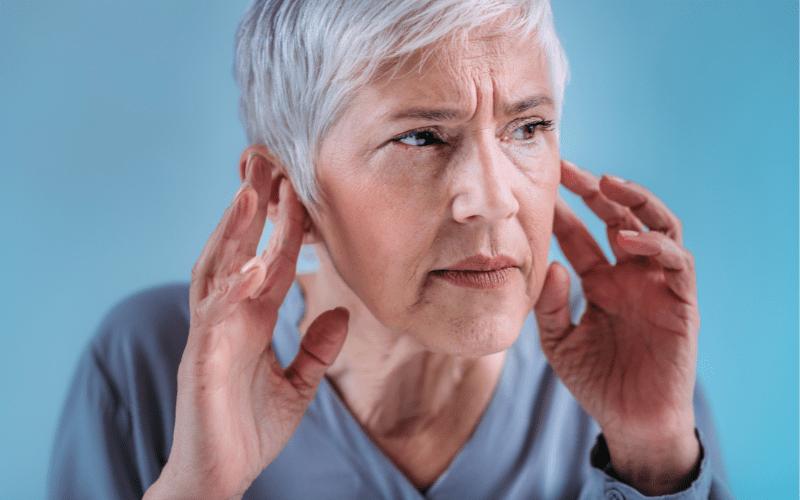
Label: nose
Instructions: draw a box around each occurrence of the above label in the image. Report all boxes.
[450,132,519,223]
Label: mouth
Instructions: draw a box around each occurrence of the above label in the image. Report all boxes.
[430,255,518,290]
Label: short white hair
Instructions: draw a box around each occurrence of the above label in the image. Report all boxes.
[234,0,569,206]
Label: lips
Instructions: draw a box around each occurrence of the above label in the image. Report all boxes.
[440,255,518,272]
[431,255,518,289]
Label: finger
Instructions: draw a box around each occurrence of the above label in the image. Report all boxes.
[553,196,610,277]
[560,160,640,228]
[193,257,267,328]
[534,262,575,355]
[238,152,274,257]
[215,187,259,276]
[600,174,683,245]
[284,307,349,400]
[251,178,305,304]
[560,159,644,260]
[190,187,258,307]
[650,296,700,338]
[617,230,697,302]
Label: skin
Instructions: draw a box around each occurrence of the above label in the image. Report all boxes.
[296,36,559,486]
[145,33,701,500]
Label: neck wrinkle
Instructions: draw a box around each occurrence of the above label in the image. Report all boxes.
[296,252,506,442]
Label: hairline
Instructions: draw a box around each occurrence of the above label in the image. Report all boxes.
[235,0,569,209]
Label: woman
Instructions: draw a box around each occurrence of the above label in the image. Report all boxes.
[49,0,733,498]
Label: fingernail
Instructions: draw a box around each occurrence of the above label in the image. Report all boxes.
[239,256,260,274]
[334,306,350,320]
[618,229,638,238]
[603,174,626,184]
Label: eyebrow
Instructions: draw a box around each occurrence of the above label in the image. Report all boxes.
[388,107,465,122]
[504,95,554,116]
[387,94,554,123]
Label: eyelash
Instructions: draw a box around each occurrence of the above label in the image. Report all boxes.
[393,128,446,147]
[391,119,554,147]
[509,119,554,141]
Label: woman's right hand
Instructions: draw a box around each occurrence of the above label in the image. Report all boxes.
[144,150,349,500]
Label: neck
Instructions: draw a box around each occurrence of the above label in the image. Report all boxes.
[296,248,506,488]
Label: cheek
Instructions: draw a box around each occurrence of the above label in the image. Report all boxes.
[334,150,449,244]
[372,146,452,193]
[316,169,441,303]
[514,148,560,292]
[519,190,555,283]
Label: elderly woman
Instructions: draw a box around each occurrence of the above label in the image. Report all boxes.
[49,0,733,499]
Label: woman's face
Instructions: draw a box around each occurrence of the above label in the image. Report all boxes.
[310,35,560,357]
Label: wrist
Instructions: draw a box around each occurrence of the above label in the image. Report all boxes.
[144,482,244,500]
[143,476,178,500]
[603,426,701,496]
[143,464,245,500]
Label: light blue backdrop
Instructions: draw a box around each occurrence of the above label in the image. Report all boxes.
[1,1,796,498]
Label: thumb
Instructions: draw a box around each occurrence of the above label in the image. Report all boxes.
[284,307,349,400]
[534,262,574,355]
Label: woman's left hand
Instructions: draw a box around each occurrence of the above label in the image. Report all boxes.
[534,160,701,495]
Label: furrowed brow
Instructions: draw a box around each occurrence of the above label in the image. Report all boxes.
[385,95,553,123]
[504,95,553,116]
[388,107,465,122]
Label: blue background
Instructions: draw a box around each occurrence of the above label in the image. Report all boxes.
[1,1,796,498]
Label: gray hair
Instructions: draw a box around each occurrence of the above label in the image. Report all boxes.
[234,0,569,206]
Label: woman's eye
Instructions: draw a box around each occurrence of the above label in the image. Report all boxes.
[394,130,444,147]
[510,120,553,141]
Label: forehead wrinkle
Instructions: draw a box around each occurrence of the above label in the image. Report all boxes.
[362,34,550,129]
[433,55,500,123]
[373,60,479,125]
[492,40,553,118]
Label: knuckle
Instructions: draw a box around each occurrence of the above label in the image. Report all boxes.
[605,215,628,229]
[628,194,648,211]
[669,215,683,234]
[635,183,656,201]
[672,301,694,321]
[193,297,211,324]
[264,250,297,280]
[190,264,203,284]
[673,303,699,334]
[285,366,314,395]
[581,189,602,204]
[683,248,696,268]
[195,283,228,322]
[683,246,694,261]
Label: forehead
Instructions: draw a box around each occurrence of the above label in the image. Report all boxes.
[364,33,552,118]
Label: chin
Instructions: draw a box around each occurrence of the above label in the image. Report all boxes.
[421,312,526,358]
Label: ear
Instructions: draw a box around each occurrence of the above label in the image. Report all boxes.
[238,145,321,245]
[300,208,323,245]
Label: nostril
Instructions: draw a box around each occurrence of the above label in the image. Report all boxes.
[451,192,474,223]
[450,182,518,223]
[449,138,519,223]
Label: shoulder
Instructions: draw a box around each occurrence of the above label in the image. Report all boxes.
[49,283,193,497]
[72,283,192,425]
[94,282,191,349]
[89,283,192,384]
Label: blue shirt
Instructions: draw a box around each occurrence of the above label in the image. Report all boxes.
[48,282,735,499]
